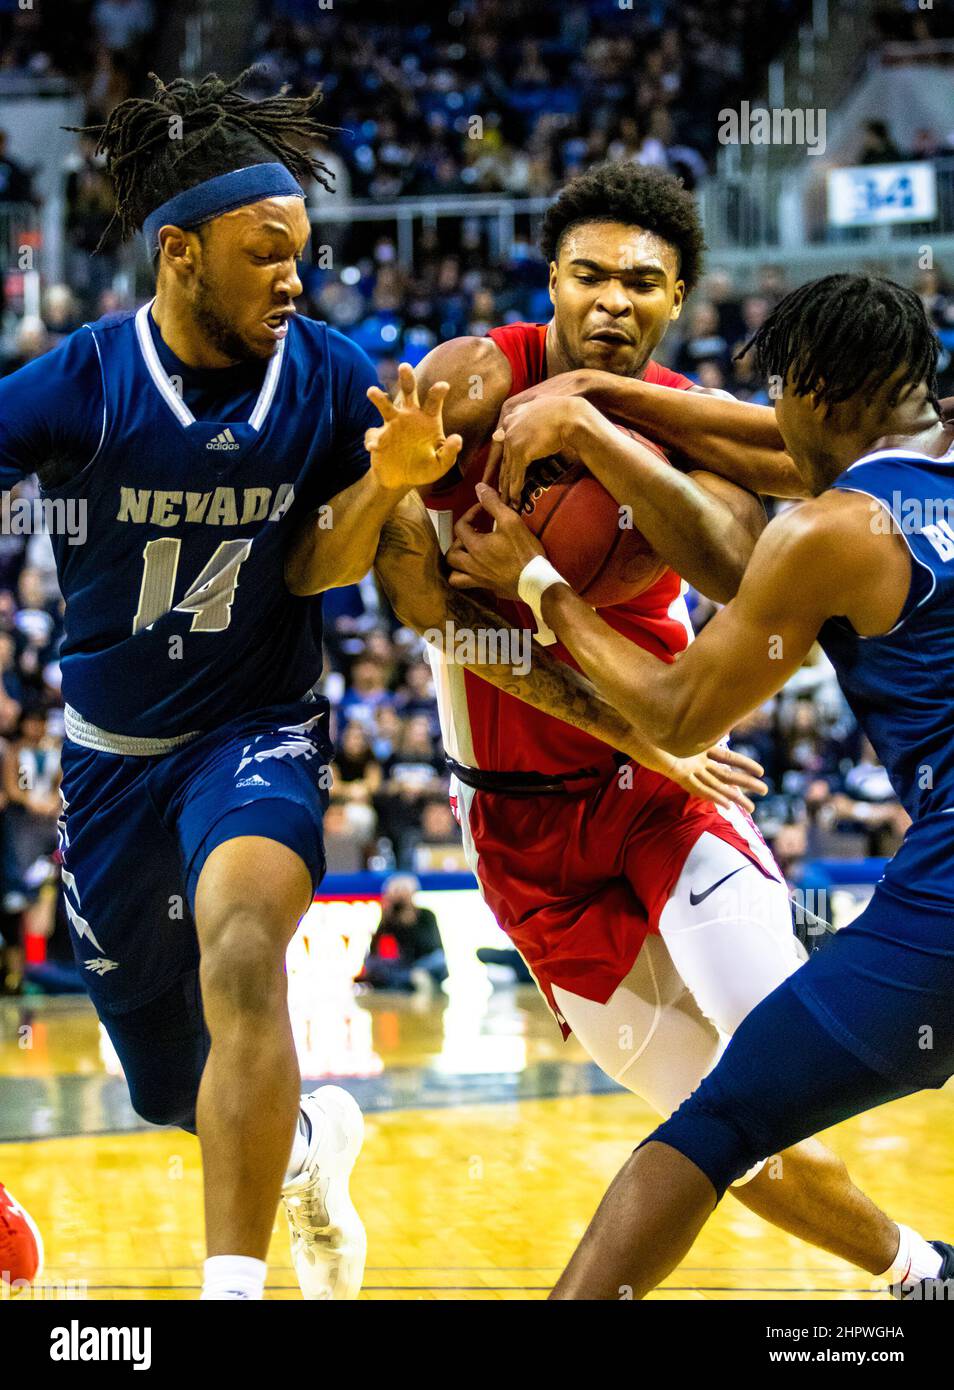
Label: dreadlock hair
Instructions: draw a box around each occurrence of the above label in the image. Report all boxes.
[742,272,940,412]
[68,69,337,248]
[540,162,706,293]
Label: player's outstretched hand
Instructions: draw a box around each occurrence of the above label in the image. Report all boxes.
[366,362,463,491]
[446,482,545,599]
[664,744,768,814]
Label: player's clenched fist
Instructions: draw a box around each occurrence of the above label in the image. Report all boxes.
[366,362,463,490]
[447,483,545,599]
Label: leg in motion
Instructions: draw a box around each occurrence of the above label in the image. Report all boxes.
[193,834,312,1281]
[551,976,921,1298]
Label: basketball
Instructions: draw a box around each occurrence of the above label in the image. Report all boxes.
[517,421,668,607]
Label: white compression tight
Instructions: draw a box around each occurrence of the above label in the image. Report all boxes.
[552,831,805,1182]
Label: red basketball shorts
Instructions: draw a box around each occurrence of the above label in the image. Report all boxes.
[452,762,780,1037]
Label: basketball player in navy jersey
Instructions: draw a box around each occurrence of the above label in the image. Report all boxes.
[0,73,414,1302]
[449,272,954,1299]
[0,74,762,1301]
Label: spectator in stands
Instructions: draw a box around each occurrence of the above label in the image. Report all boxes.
[701,269,745,343]
[339,656,395,735]
[41,285,83,343]
[64,137,124,307]
[375,716,448,866]
[915,267,954,331]
[755,264,788,304]
[857,118,902,165]
[2,317,50,375]
[362,628,400,685]
[0,129,35,204]
[330,722,382,844]
[14,568,59,695]
[321,801,367,874]
[393,660,439,734]
[414,799,467,872]
[358,873,447,993]
[1,705,60,914]
[827,737,911,858]
[371,705,403,764]
[92,0,154,58]
[673,301,730,378]
[0,632,23,737]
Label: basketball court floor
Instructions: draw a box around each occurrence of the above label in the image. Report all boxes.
[2,981,951,1300]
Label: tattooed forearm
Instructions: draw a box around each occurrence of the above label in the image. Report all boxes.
[377,510,432,560]
[374,490,674,767]
[441,588,636,753]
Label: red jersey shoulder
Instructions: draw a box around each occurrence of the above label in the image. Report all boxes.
[485,322,547,395]
[642,360,694,391]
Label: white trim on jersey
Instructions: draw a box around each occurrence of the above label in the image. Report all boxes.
[425,504,478,767]
[845,442,954,470]
[135,302,192,426]
[836,442,954,636]
[249,344,284,431]
[85,327,108,467]
[668,578,695,649]
[134,299,286,432]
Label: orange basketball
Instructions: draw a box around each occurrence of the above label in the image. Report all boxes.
[517,421,668,607]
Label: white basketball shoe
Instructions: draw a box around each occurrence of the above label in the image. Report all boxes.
[281,1086,366,1300]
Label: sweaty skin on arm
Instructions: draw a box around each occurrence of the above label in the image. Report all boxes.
[448,486,911,758]
[422,338,768,604]
[496,369,809,498]
[410,335,513,475]
[491,394,767,604]
[539,489,911,755]
[285,468,409,593]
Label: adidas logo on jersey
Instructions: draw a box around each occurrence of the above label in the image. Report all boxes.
[237,774,271,788]
[207,428,240,452]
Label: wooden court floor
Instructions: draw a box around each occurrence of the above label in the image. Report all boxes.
[1,987,951,1300]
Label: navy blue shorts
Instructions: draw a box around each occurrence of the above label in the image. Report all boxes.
[647,885,954,1196]
[59,696,332,1018]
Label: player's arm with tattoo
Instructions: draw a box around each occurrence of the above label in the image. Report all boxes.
[374,491,766,811]
[490,395,766,604]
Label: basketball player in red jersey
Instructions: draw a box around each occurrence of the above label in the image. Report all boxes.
[367,162,933,1290]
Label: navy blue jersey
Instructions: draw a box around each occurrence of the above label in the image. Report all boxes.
[0,304,378,738]
[820,443,954,905]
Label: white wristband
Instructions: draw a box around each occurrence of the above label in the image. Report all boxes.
[517,555,569,646]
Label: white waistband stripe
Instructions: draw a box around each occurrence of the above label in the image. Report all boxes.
[64,705,201,756]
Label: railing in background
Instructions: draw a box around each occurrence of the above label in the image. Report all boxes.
[721,0,876,175]
[306,165,954,281]
[700,156,954,244]
[42,154,954,313]
[308,193,554,272]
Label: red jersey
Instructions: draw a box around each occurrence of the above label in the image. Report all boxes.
[421,322,695,776]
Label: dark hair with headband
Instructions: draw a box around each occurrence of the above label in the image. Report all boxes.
[68,68,337,250]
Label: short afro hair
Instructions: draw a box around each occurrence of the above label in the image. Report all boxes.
[541,162,706,294]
